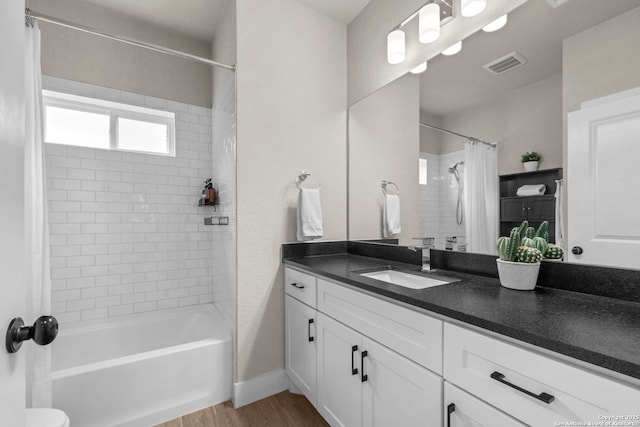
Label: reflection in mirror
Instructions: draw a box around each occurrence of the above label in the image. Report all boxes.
[348,0,640,265]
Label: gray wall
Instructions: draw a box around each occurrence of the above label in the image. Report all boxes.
[28,0,213,107]
[440,74,563,175]
[236,0,347,383]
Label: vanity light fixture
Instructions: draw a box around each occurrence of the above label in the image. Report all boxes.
[387,29,406,64]
[482,14,508,32]
[419,3,441,43]
[386,0,453,65]
[461,0,487,17]
[442,41,462,56]
[410,61,428,74]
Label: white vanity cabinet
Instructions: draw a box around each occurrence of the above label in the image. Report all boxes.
[444,323,640,426]
[444,382,526,427]
[284,268,318,406]
[284,266,443,427]
[317,312,442,427]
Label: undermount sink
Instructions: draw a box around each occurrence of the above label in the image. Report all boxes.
[358,269,457,290]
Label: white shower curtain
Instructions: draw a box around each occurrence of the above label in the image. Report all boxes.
[25,22,53,408]
[463,142,498,254]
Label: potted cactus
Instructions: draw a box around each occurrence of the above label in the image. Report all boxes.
[496,221,563,290]
[521,151,542,172]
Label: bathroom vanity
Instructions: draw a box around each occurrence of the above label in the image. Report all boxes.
[283,243,640,427]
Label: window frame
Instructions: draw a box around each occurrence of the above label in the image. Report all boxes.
[43,90,176,157]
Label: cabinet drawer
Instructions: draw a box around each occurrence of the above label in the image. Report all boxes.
[317,278,442,374]
[444,323,640,426]
[445,382,526,427]
[284,267,317,308]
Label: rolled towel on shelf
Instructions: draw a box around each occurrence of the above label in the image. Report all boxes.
[297,188,323,241]
[516,184,546,197]
[383,194,401,237]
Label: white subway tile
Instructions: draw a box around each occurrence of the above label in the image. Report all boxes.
[81,308,108,321]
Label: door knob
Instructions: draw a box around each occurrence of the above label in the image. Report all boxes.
[5,315,58,354]
[571,246,584,255]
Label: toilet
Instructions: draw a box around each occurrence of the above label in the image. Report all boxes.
[26,408,70,427]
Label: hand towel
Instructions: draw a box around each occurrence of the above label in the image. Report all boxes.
[516,184,546,197]
[383,194,401,237]
[297,188,323,241]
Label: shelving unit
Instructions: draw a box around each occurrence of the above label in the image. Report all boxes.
[499,168,562,243]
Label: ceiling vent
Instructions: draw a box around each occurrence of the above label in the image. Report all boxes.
[546,0,573,7]
[483,52,527,75]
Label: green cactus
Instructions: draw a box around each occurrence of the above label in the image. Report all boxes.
[516,246,543,263]
[532,236,548,255]
[521,237,536,248]
[497,236,510,260]
[516,221,529,239]
[505,228,520,262]
[544,244,564,260]
[524,227,535,240]
[536,221,550,242]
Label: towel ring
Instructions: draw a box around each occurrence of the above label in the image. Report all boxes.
[296,171,321,190]
[381,180,400,195]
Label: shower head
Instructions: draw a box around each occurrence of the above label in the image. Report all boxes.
[448,161,465,173]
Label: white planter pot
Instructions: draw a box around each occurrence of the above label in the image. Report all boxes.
[523,161,539,172]
[496,259,541,291]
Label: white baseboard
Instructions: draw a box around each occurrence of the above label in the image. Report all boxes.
[232,369,288,408]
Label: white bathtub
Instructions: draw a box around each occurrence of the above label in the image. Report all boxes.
[52,304,232,427]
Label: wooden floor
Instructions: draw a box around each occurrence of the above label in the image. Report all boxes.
[154,391,329,427]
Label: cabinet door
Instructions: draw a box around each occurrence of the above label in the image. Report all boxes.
[444,382,525,427]
[362,337,442,427]
[285,295,317,406]
[500,198,525,221]
[317,313,362,427]
[526,196,555,221]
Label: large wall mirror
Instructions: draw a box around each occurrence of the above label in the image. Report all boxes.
[348,0,640,268]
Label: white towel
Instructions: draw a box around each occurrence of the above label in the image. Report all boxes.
[516,184,546,197]
[383,194,401,237]
[297,188,323,241]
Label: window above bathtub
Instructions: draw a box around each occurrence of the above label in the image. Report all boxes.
[43,90,176,156]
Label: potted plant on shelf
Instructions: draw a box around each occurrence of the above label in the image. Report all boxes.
[496,221,563,290]
[521,151,542,172]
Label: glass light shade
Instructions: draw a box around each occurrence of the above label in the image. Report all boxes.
[387,30,406,64]
[410,62,428,74]
[442,41,462,56]
[482,14,508,32]
[461,0,487,17]
[419,3,440,44]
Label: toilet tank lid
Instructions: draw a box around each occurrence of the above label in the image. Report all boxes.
[26,408,70,427]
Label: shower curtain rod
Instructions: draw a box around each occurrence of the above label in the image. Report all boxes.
[420,123,496,148]
[25,9,236,72]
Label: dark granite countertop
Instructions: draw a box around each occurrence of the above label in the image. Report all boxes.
[284,253,640,383]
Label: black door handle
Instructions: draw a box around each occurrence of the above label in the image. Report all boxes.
[490,371,554,404]
[361,350,368,382]
[6,315,58,353]
[351,345,358,375]
[307,318,314,342]
[571,246,583,255]
[447,403,455,427]
[290,282,305,289]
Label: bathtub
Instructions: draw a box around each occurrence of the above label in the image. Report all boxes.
[52,304,232,427]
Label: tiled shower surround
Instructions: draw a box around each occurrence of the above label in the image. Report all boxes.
[43,76,219,324]
[419,150,466,250]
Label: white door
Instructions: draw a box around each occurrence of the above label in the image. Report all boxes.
[317,313,361,427]
[361,337,441,427]
[284,295,317,406]
[568,89,640,268]
[444,382,526,427]
[0,0,27,425]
